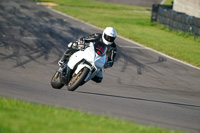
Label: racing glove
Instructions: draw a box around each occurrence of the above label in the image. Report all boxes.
[68,42,78,49]
[68,41,85,50]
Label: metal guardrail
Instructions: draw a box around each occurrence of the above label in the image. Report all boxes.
[151,4,200,37]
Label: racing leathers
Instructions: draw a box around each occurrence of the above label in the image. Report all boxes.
[59,33,117,83]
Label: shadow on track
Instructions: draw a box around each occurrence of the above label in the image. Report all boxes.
[0,0,89,68]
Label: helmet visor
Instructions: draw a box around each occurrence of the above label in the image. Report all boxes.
[104,34,116,42]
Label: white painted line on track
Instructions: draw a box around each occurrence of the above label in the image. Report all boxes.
[44,6,200,71]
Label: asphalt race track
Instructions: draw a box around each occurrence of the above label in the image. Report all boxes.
[0,0,200,132]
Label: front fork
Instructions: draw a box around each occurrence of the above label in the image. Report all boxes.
[59,63,73,85]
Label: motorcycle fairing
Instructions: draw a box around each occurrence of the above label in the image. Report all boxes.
[67,42,106,72]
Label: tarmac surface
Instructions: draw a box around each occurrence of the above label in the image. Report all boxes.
[0,0,200,132]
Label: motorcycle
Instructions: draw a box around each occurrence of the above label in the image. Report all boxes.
[51,41,107,91]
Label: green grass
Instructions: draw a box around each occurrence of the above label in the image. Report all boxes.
[163,0,173,5]
[33,0,200,67]
[0,97,182,133]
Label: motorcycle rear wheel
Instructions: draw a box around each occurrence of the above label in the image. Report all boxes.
[67,67,90,91]
[51,71,64,89]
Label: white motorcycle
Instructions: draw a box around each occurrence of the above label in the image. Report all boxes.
[51,41,107,91]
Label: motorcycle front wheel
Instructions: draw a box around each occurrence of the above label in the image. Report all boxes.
[51,71,64,89]
[67,67,90,91]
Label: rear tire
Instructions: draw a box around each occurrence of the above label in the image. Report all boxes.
[67,67,90,91]
[51,71,64,89]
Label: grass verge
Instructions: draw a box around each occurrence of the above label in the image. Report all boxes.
[163,0,173,5]
[0,97,181,133]
[34,0,200,67]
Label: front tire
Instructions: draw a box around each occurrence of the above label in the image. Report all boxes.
[51,71,64,89]
[67,67,90,91]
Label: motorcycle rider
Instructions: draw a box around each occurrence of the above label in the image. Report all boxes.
[58,27,117,83]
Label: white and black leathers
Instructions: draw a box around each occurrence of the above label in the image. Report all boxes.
[79,33,117,68]
[59,33,117,83]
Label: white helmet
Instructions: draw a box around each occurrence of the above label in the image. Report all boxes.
[102,27,117,45]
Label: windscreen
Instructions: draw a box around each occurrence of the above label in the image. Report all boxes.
[94,41,107,56]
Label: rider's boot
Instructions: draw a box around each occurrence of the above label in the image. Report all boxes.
[91,69,103,83]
